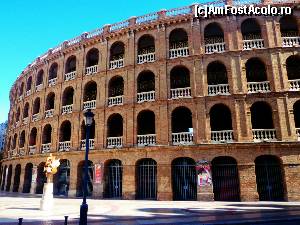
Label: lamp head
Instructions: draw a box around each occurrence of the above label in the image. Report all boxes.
[84,109,95,126]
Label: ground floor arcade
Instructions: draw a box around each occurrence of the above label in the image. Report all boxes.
[1,143,300,201]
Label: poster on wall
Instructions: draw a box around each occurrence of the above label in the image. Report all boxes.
[31,166,37,183]
[196,160,212,187]
[94,164,102,184]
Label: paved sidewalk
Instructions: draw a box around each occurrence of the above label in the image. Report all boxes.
[1,192,300,224]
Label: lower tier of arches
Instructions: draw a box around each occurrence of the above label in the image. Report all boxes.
[1,144,300,201]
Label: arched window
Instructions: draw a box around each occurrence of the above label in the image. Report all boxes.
[36,70,44,87]
[62,87,74,114]
[204,22,225,53]
[29,127,37,146]
[110,42,125,69]
[42,124,52,144]
[207,61,229,95]
[286,55,300,84]
[59,121,71,152]
[137,71,155,102]
[86,48,99,68]
[12,133,17,150]
[170,66,191,99]
[45,92,55,111]
[107,114,123,148]
[23,103,29,119]
[19,82,24,97]
[83,81,97,110]
[19,131,25,148]
[169,28,189,58]
[279,15,299,38]
[137,110,156,146]
[65,56,76,73]
[26,77,32,92]
[49,63,58,82]
[137,35,155,64]
[241,18,264,49]
[33,98,40,115]
[108,76,124,106]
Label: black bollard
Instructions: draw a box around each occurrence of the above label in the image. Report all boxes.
[64,216,68,225]
[18,218,23,225]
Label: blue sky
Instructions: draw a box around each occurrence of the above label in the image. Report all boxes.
[0,0,202,123]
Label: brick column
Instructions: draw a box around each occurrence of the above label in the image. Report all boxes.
[194,59,205,97]
[9,165,15,192]
[239,164,259,201]
[268,53,283,92]
[122,164,135,199]
[30,165,37,194]
[283,163,300,201]
[18,165,24,193]
[196,99,209,143]
[157,163,172,200]
[68,160,78,197]
[234,98,251,141]
[157,105,169,145]
[233,55,246,94]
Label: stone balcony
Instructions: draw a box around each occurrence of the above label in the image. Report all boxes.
[170,87,191,99]
[107,137,123,148]
[211,130,234,143]
[85,65,98,75]
[252,129,277,142]
[247,81,270,93]
[59,141,71,152]
[137,134,156,147]
[137,91,155,103]
[108,96,123,107]
[172,132,193,145]
[243,39,264,50]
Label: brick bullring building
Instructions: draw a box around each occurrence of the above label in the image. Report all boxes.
[1,0,300,201]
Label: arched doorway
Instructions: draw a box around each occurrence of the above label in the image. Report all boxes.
[1,165,7,190]
[36,162,46,194]
[172,157,197,201]
[54,160,70,196]
[136,158,157,200]
[76,160,93,197]
[5,165,12,191]
[255,155,285,201]
[23,163,33,193]
[104,159,123,198]
[13,164,21,192]
[212,157,240,201]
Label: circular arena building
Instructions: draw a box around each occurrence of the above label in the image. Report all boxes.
[1,0,300,201]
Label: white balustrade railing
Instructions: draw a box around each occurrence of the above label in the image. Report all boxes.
[296,128,300,140]
[136,12,158,24]
[211,130,234,143]
[243,39,264,50]
[35,84,43,92]
[32,113,40,122]
[137,52,155,64]
[26,90,31,96]
[110,20,129,32]
[108,96,123,106]
[109,58,124,69]
[19,148,25,156]
[208,84,230,96]
[85,65,98,75]
[172,132,193,145]
[166,5,191,17]
[137,134,156,146]
[137,91,155,103]
[170,87,191,99]
[205,42,226,54]
[289,79,300,91]
[29,146,36,155]
[23,117,28,125]
[107,137,123,148]
[282,36,300,47]
[67,36,82,46]
[12,149,17,157]
[247,81,270,93]
[42,143,51,153]
[81,139,95,150]
[15,121,20,127]
[169,47,189,59]
[83,100,96,110]
[64,71,76,81]
[45,109,54,118]
[59,141,71,152]
[86,28,104,39]
[18,95,23,101]
[48,78,57,87]
[62,104,73,114]
[252,129,277,142]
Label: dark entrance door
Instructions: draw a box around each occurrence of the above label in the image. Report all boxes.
[13,164,21,192]
[104,159,122,198]
[172,157,197,201]
[212,156,240,201]
[54,160,70,196]
[255,155,285,201]
[36,162,46,194]
[23,163,33,193]
[76,161,93,197]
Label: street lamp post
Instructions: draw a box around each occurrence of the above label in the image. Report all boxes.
[79,109,94,225]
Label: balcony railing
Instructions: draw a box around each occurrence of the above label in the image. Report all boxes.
[137,91,155,103]
[296,128,300,141]
[35,84,43,92]
[289,79,300,91]
[29,146,36,155]
[32,113,40,122]
[252,129,276,142]
[48,78,57,87]
[247,81,270,93]
[85,65,98,75]
[243,39,264,50]
[170,87,191,99]
[59,141,71,152]
[45,109,54,118]
[19,148,25,156]
[15,121,20,127]
[81,139,95,150]
[83,100,96,110]
[137,134,156,147]
[109,58,124,70]
[107,137,123,148]
[65,71,77,81]
[208,84,230,96]
[23,117,28,125]
[108,96,123,106]
[26,90,31,96]
[42,143,51,153]
[172,132,193,145]
[169,47,189,59]
[137,52,155,64]
[211,130,234,143]
[205,42,225,54]
[282,36,300,47]
[62,104,73,114]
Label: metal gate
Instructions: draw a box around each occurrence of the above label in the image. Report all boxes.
[22,163,33,193]
[13,165,21,192]
[77,161,93,197]
[105,159,122,198]
[136,159,157,200]
[212,157,240,201]
[36,163,46,194]
[172,158,197,201]
[255,155,285,201]
[54,160,70,196]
